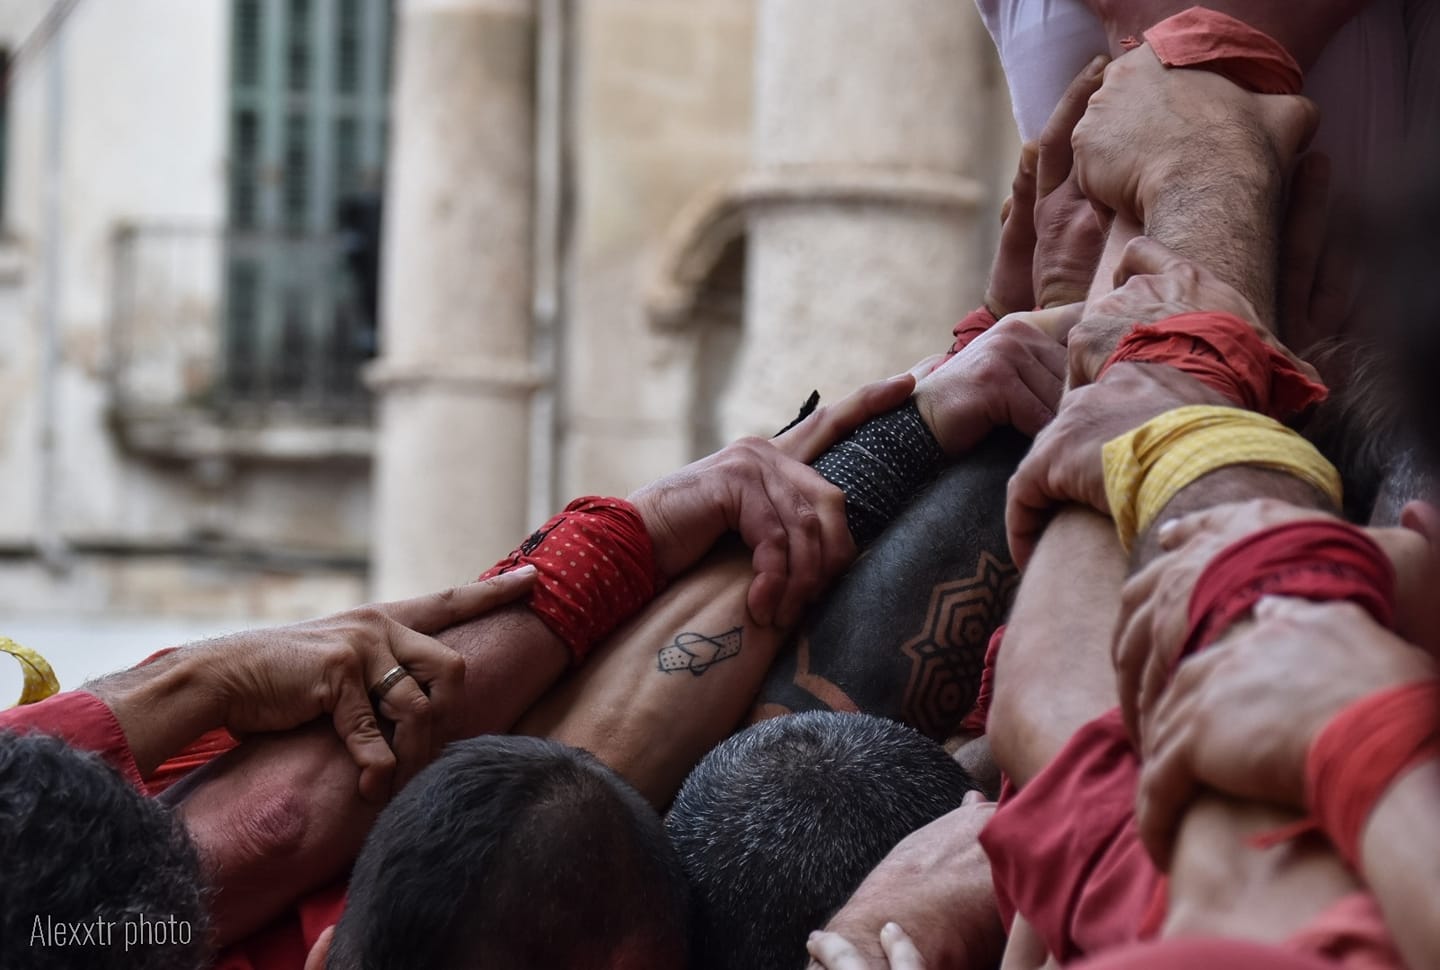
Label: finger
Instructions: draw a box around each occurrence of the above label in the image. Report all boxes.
[1155,509,1216,552]
[806,932,869,970]
[1011,143,1040,217]
[732,470,791,628]
[1031,329,1071,386]
[909,354,949,381]
[775,374,916,462]
[1038,55,1109,197]
[809,479,858,585]
[881,923,929,970]
[1112,235,1190,287]
[762,462,829,628]
[1004,356,1065,438]
[1005,459,1055,571]
[1136,584,1196,740]
[1252,594,1320,624]
[327,673,396,802]
[963,788,987,807]
[377,567,537,634]
[387,624,468,738]
[1007,303,1086,344]
[1136,663,1211,864]
[1114,577,1158,743]
[1136,738,1196,869]
[1257,94,1321,163]
[1141,653,1210,760]
[747,571,787,629]
[368,640,433,793]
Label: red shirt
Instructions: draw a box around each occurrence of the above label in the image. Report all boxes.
[980,707,1162,963]
[0,690,146,790]
[1,689,344,970]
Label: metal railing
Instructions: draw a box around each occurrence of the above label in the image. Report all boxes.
[110,224,376,424]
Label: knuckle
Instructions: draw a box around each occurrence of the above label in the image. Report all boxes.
[441,651,465,679]
[350,606,387,629]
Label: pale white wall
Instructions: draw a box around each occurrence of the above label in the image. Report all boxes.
[0,0,368,622]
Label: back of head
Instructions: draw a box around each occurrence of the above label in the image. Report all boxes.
[666,711,976,970]
[759,432,1026,738]
[329,735,688,970]
[0,731,209,970]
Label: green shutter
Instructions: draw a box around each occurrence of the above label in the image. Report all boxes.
[222,0,391,417]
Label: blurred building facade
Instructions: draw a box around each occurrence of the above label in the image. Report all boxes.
[0,0,1015,635]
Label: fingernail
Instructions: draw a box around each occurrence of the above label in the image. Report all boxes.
[882,923,900,937]
[512,564,537,577]
[1088,54,1108,73]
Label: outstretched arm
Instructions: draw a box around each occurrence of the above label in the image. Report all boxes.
[523,314,1071,806]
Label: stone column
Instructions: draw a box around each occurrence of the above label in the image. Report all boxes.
[723,0,993,439]
[370,0,538,598]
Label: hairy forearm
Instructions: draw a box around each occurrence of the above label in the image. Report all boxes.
[85,648,226,778]
[1358,759,1440,970]
[990,509,1125,787]
[438,604,569,736]
[517,547,786,807]
[1146,156,1285,328]
[170,606,567,941]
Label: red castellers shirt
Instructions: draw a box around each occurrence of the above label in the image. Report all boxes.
[1,690,343,969]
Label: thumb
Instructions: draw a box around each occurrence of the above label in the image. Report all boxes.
[1113,235,1182,287]
[1009,303,1085,343]
[1257,94,1320,165]
[330,674,397,801]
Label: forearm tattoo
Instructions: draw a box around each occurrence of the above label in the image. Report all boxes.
[755,430,1026,740]
[656,627,743,677]
[810,400,946,547]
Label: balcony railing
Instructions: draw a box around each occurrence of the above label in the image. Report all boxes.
[110,223,376,428]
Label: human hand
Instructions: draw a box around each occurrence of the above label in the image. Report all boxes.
[984,143,1040,318]
[1032,56,1108,309]
[1066,236,1278,387]
[198,570,536,800]
[631,376,916,629]
[1137,597,1437,866]
[808,793,1003,970]
[807,924,929,970]
[1114,499,1337,744]
[1005,363,1228,569]
[772,373,918,464]
[1071,45,1318,225]
[913,309,1076,457]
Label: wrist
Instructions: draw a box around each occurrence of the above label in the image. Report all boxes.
[88,648,226,777]
[811,400,945,547]
[1139,149,1276,225]
[1305,678,1440,868]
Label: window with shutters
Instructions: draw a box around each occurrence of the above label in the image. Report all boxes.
[222,0,391,418]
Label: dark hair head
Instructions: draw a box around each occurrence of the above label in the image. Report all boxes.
[666,711,976,970]
[329,735,689,970]
[0,731,209,970]
[1302,339,1421,524]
